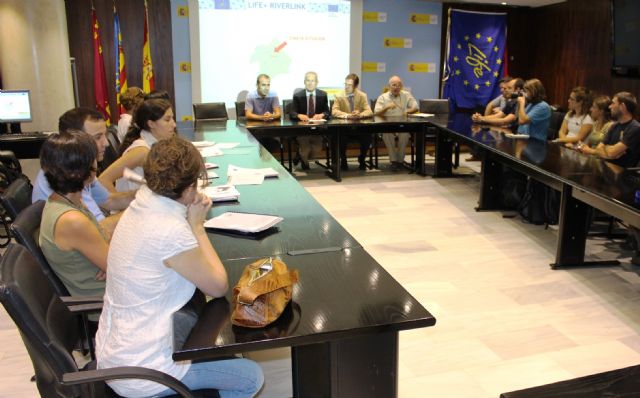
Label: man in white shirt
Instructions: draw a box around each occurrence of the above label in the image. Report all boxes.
[375,75,418,171]
[32,108,134,234]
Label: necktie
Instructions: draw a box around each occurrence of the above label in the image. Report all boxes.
[308,94,314,117]
[348,95,354,112]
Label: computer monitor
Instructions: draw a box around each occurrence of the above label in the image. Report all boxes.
[0,90,32,123]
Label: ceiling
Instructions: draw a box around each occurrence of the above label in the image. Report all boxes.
[452,0,566,7]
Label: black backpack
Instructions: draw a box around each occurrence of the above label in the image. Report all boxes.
[518,178,560,226]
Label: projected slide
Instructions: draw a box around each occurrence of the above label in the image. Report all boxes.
[199,0,351,105]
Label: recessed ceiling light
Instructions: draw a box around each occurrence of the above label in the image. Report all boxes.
[501,2,507,4]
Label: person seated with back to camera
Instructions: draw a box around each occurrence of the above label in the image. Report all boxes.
[99,98,177,193]
[117,86,145,142]
[95,136,264,398]
[515,78,552,140]
[289,71,331,170]
[332,73,373,171]
[245,73,282,153]
[555,86,594,144]
[374,75,419,171]
[39,130,109,302]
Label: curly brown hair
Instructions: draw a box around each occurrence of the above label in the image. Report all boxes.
[143,137,205,200]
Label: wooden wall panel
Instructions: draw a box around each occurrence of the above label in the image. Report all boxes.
[64,0,174,121]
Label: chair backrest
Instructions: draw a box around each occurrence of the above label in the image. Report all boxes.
[547,110,566,140]
[100,125,121,172]
[10,200,70,297]
[193,102,228,121]
[0,150,24,191]
[283,99,293,116]
[235,101,246,118]
[419,99,450,114]
[0,243,85,397]
[0,176,33,220]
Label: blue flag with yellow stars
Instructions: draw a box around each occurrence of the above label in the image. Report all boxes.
[442,9,507,110]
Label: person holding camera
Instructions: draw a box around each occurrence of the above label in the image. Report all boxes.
[516,78,552,141]
[555,86,593,144]
[472,78,524,128]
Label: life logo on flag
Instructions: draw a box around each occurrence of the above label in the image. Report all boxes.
[442,10,506,109]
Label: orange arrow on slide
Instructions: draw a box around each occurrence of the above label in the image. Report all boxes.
[274,41,287,52]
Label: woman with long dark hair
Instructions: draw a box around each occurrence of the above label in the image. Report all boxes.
[99,98,176,192]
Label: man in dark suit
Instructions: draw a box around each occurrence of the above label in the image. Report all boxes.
[290,71,330,169]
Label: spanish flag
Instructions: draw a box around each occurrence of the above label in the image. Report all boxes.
[142,0,155,93]
[114,4,127,115]
[92,8,111,124]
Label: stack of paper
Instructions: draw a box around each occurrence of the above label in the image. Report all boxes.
[204,212,283,233]
[201,184,240,202]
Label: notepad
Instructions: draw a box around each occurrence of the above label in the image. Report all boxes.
[306,119,327,124]
[201,185,240,202]
[199,146,224,157]
[408,112,435,118]
[204,162,219,169]
[204,212,283,233]
[213,142,240,149]
[192,141,215,148]
[227,164,279,178]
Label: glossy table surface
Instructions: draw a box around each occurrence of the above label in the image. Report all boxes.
[430,113,640,216]
[239,115,430,131]
[177,121,359,260]
[173,247,436,360]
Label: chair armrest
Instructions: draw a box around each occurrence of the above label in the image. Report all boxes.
[61,295,103,305]
[67,302,103,314]
[62,367,197,398]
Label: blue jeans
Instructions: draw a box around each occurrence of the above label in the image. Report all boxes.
[155,358,264,398]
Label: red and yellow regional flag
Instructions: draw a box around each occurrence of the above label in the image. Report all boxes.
[142,0,155,93]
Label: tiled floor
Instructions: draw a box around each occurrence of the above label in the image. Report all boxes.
[4,157,640,397]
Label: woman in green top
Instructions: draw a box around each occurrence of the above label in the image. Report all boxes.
[586,95,614,148]
[39,130,109,297]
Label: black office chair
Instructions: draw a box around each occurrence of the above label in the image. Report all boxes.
[0,175,32,247]
[100,125,121,173]
[10,200,71,296]
[193,102,228,121]
[234,101,246,119]
[0,243,220,398]
[547,110,566,141]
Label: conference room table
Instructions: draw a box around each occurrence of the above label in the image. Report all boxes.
[239,116,431,182]
[427,112,640,268]
[175,120,436,397]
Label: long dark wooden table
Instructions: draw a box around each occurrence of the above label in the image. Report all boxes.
[427,113,640,268]
[241,116,430,182]
[174,120,436,397]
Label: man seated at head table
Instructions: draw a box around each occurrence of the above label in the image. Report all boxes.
[332,73,373,171]
[289,71,331,170]
[472,78,525,128]
[32,107,134,235]
[578,91,640,168]
[374,75,419,171]
[245,73,282,153]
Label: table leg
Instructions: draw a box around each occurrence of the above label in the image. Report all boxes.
[327,132,341,182]
[291,331,398,398]
[434,129,453,177]
[416,125,426,176]
[552,184,620,268]
[477,152,504,211]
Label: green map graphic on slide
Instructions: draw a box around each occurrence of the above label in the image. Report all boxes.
[250,40,291,78]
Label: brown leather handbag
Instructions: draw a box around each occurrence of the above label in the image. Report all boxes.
[231,257,299,328]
